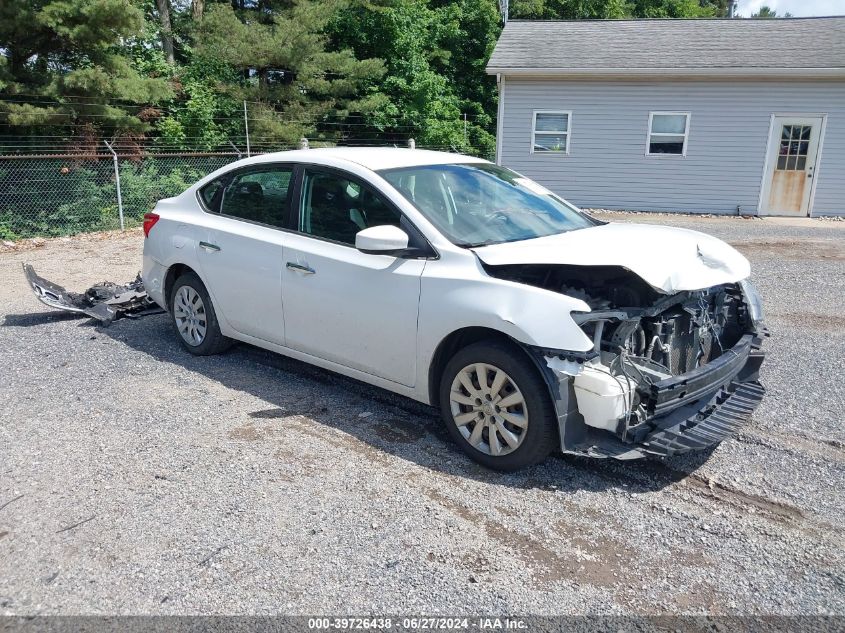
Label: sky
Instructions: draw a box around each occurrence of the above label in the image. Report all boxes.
[738,0,845,16]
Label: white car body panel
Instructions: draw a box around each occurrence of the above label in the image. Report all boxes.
[472,223,751,294]
[195,213,287,345]
[415,252,593,397]
[281,231,425,387]
[142,147,755,412]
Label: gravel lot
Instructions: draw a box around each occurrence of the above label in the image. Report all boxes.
[0,214,843,616]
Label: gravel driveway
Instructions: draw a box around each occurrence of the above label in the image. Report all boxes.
[0,214,843,616]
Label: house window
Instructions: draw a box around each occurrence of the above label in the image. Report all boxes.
[532,111,571,154]
[647,112,690,156]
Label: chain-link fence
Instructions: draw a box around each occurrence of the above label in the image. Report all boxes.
[0,153,244,240]
[0,95,496,240]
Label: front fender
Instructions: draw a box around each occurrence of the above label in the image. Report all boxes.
[416,258,593,401]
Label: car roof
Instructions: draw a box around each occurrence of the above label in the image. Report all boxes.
[235,147,490,171]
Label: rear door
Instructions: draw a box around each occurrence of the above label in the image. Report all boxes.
[195,164,295,345]
[280,167,428,387]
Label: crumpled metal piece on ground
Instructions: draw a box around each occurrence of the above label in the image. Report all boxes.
[23,263,164,325]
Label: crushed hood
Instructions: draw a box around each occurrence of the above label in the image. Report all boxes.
[472,222,750,294]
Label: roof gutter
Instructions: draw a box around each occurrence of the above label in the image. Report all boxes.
[484,67,845,79]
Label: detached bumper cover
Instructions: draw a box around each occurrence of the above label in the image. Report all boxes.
[23,263,163,325]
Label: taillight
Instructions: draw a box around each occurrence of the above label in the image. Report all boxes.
[143,212,160,238]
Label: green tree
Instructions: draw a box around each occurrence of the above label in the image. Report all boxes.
[510,0,626,19]
[510,0,716,18]
[0,0,173,147]
[751,5,792,18]
[429,0,501,143]
[153,56,245,151]
[191,0,386,147]
[625,0,714,17]
[328,0,498,156]
[154,0,176,65]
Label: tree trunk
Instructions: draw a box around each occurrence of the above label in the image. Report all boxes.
[156,0,176,64]
[191,0,204,21]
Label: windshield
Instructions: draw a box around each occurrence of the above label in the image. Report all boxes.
[379,163,597,247]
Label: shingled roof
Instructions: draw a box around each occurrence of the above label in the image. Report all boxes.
[486,17,845,77]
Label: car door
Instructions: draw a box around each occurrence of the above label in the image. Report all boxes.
[195,164,295,345]
[281,167,429,387]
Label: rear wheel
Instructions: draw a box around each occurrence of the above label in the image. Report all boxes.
[169,272,232,355]
[439,340,557,471]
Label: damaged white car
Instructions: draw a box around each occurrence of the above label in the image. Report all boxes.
[134,148,766,471]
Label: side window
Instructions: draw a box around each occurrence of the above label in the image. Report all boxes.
[199,178,225,212]
[299,170,402,245]
[218,167,293,228]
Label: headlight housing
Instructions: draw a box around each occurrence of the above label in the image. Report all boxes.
[739,279,765,328]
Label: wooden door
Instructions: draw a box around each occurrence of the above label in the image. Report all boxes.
[760,116,823,216]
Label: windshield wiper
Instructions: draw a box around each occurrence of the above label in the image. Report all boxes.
[456,239,500,248]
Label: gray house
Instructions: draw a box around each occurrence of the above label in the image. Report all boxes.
[486,18,845,216]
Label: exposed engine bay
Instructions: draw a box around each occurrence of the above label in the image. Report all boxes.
[484,263,767,458]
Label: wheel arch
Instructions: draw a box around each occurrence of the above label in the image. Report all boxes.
[427,326,541,408]
[163,263,199,310]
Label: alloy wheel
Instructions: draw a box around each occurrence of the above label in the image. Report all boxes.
[173,285,208,346]
[449,363,529,456]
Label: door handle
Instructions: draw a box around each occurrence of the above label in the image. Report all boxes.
[199,241,221,252]
[286,262,316,275]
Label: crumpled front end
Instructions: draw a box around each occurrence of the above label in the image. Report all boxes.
[537,280,767,459]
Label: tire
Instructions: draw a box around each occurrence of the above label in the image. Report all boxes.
[169,271,232,356]
[438,340,557,472]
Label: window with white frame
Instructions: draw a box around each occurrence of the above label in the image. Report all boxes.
[532,111,571,153]
[647,112,690,156]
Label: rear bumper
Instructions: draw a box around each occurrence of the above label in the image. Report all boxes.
[141,254,167,309]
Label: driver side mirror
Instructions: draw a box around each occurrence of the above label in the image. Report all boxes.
[355,225,410,256]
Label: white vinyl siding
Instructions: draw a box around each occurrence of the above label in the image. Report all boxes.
[532,111,571,154]
[498,79,845,216]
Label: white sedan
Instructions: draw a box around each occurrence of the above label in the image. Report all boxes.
[141,148,766,470]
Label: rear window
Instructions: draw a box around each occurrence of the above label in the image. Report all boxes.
[199,179,224,211]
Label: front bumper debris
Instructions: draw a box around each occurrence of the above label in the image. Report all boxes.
[632,333,766,456]
[23,263,163,325]
[536,330,766,460]
[641,379,765,456]
[641,334,761,417]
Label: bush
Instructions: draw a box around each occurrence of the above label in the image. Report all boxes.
[0,156,236,239]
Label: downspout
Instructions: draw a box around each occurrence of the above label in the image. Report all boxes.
[495,74,505,166]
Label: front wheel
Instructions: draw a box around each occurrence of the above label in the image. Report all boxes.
[439,340,558,471]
